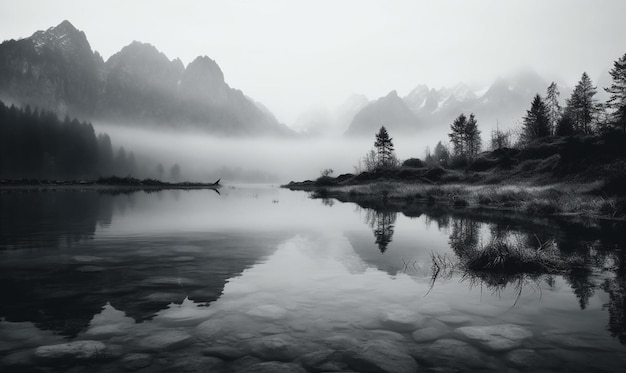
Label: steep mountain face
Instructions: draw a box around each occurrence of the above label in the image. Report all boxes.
[100,41,183,121]
[0,20,103,117]
[345,90,419,136]
[0,21,292,136]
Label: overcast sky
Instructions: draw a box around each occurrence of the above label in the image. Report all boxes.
[1,0,625,125]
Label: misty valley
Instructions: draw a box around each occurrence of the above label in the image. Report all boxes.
[1,187,625,372]
[1,17,626,373]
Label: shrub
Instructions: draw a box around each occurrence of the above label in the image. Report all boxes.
[402,158,424,168]
[314,176,337,186]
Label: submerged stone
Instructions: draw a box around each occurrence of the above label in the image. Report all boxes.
[505,348,557,369]
[412,326,448,343]
[411,338,489,369]
[455,324,533,351]
[360,339,418,373]
[34,340,110,361]
[137,330,193,351]
[203,345,246,360]
[238,361,307,373]
[167,356,224,372]
[122,353,152,371]
[379,307,426,332]
[247,334,304,361]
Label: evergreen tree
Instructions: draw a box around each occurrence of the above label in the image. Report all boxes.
[449,113,467,157]
[465,113,481,157]
[374,126,397,168]
[449,113,481,159]
[555,113,575,136]
[545,82,562,134]
[565,72,599,135]
[604,52,626,132]
[521,94,551,144]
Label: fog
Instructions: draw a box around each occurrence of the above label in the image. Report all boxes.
[95,123,449,183]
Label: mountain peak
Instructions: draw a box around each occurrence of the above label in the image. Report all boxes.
[30,20,90,55]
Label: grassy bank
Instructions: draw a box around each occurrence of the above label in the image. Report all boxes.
[284,133,626,220]
[291,181,625,220]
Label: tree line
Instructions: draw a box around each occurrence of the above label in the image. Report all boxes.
[0,101,135,179]
[357,52,626,171]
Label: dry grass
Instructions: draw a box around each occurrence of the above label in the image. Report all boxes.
[324,181,622,219]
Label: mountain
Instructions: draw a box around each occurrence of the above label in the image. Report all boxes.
[0,20,103,117]
[403,70,549,131]
[0,21,292,136]
[345,90,419,136]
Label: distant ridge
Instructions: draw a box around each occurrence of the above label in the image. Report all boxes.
[0,20,293,136]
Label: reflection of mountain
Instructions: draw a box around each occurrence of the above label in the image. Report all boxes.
[0,191,282,336]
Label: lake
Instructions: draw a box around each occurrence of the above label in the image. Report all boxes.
[0,185,625,372]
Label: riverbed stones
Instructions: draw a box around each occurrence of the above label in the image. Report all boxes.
[411,338,489,369]
[412,326,448,342]
[166,356,224,372]
[137,330,193,351]
[238,361,307,373]
[505,348,555,369]
[300,341,418,373]
[359,339,419,373]
[121,353,152,371]
[379,307,426,332]
[34,340,110,361]
[203,345,246,360]
[247,334,304,361]
[195,318,228,339]
[454,324,533,351]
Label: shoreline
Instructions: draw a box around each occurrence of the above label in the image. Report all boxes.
[282,179,625,223]
[0,177,222,193]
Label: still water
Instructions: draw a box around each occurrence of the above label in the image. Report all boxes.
[0,185,624,372]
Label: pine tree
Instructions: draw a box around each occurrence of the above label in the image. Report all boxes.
[374,126,396,168]
[449,113,467,157]
[465,113,481,157]
[522,94,551,144]
[449,113,481,159]
[565,72,599,135]
[604,53,626,132]
[545,82,562,135]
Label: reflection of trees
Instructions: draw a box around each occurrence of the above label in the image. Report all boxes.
[601,246,626,345]
[448,218,480,257]
[364,209,397,253]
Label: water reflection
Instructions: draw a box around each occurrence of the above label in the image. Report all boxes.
[364,209,397,253]
[1,188,626,372]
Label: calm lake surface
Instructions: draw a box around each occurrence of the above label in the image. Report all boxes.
[0,185,625,372]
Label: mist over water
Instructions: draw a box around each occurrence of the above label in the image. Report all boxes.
[95,123,449,183]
